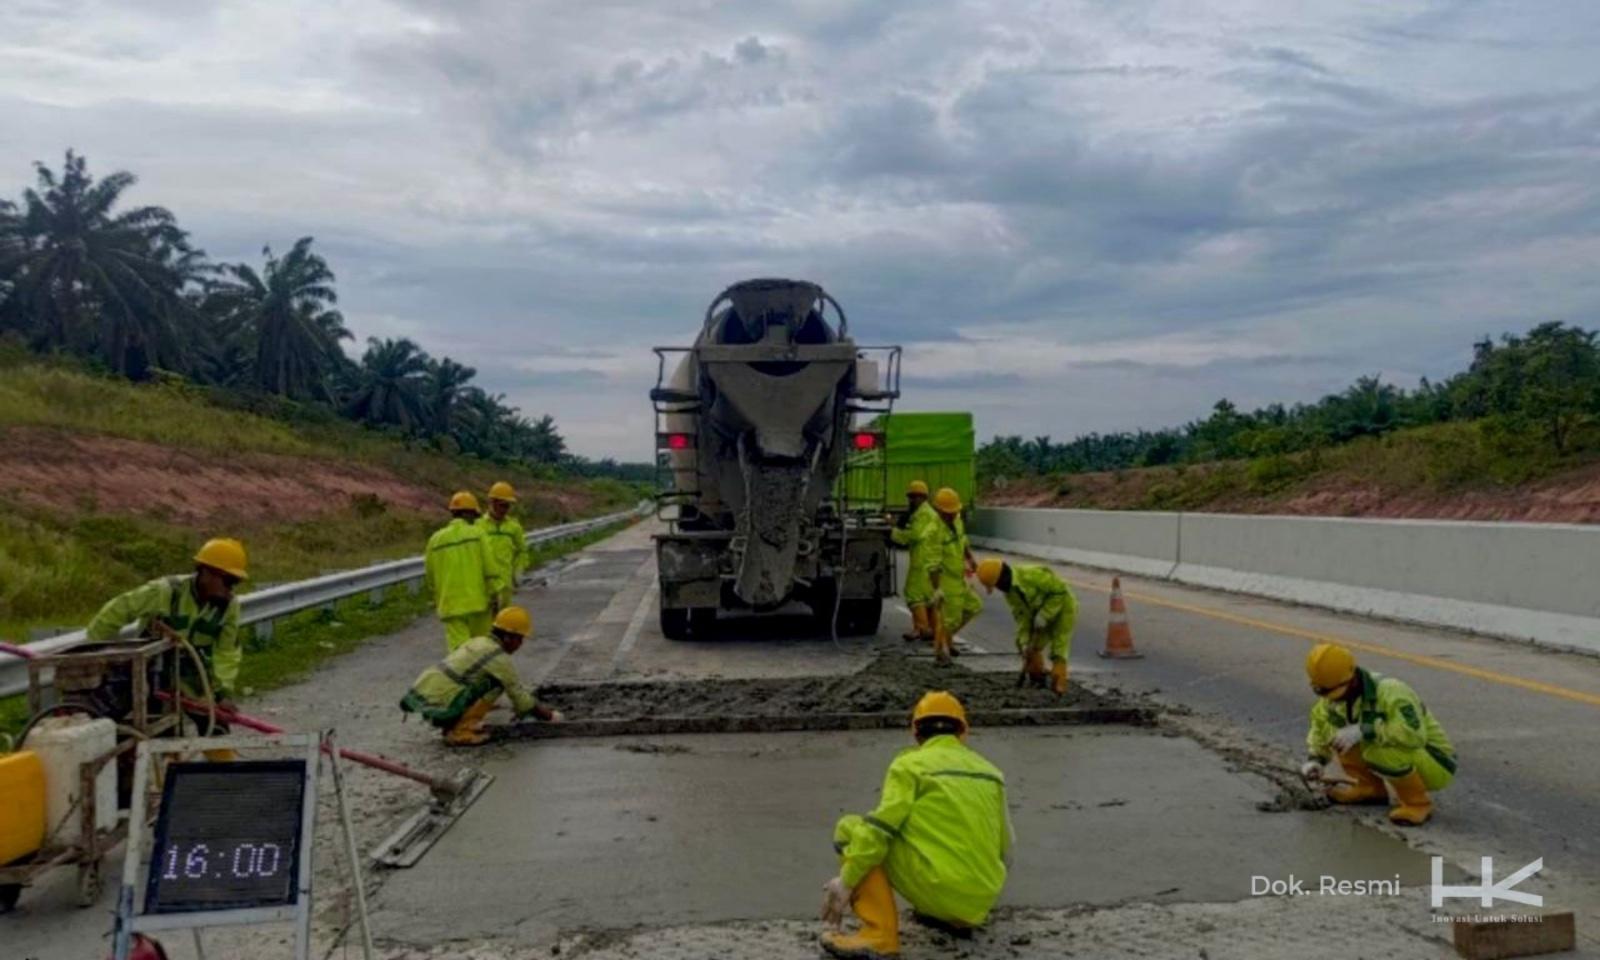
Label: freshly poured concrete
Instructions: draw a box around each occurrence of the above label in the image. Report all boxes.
[372,726,1440,944]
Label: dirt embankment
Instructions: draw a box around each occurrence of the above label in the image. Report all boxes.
[987,458,1600,523]
[0,425,595,524]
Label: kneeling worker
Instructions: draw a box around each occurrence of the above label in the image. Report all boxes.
[1301,643,1456,825]
[975,558,1077,695]
[821,691,1010,959]
[400,605,562,746]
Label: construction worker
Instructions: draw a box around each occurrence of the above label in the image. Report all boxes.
[976,559,1076,695]
[890,480,940,644]
[926,487,980,665]
[86,538,248,716]
[479,481,527,611]
[821,691,1010,958]
[1301,643,1457,826]
[400,605,561,746]
[426,491,503,652]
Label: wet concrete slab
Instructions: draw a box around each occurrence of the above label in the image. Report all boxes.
[370,726,1441,945]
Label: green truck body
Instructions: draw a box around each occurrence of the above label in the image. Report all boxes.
[840,412,976,510]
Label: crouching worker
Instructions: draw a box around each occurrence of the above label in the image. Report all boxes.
[400,605,562,746]
[820,692,1011,959]
[1301,643,1457,825]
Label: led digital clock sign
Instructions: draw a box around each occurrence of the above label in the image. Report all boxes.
[144,761,307,914]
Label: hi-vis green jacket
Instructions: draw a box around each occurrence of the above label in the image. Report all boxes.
[1003,564,1078,661]
[86,575,242,698]
[404,635,539,720]
[890,502,941,604]
[839,734,1011,926]
[425,518,502,618]
[1306,668,1455,764]
[479,514,528,588]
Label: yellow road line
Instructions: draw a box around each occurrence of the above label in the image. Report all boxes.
[1067,578,1600,710]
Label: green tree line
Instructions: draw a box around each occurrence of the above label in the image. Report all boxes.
[0,151,645,476]
[979,322,1600,481]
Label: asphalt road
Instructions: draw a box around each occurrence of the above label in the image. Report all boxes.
[8,519,1597,959]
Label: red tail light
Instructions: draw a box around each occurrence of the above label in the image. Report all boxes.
[663,433,693,450]
[851,432,881,450]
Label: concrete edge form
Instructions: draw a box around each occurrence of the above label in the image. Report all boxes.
[490,706,1156,740]
[971,506,1600,657]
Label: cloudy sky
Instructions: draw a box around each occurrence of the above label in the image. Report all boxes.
[5,1,1599,459]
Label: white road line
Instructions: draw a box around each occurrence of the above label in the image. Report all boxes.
[610,582,659,676]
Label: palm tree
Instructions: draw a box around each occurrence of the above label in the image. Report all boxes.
[526,414,567,463]
[0,151,197,377]
[345,337,431,431]
[424,357,477,434]
[210,236,348,399]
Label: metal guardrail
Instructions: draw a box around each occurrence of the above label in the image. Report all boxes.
[0,505,648,698]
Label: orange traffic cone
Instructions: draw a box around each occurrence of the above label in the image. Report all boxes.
[1099,577,1143,659]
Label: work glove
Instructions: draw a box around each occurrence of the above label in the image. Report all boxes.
[1032,613,1048,632]
[1051,659,1068,696]
[1331,724,1363,753]
[929,588,945,607]
[820,876,852,929]
[1299,760,1324,782]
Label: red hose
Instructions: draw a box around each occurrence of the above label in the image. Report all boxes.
[160,693,445,790]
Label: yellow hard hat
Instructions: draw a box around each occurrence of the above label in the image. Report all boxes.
[1305,643,1356,694]
[194,538,248,580]
[448,490,481,513]
[488,481,517,503]
[976,558,1005,590]
[932,487,962,514]
[911,690,968,735]
[492,605,533,637]
[907,480,930,497]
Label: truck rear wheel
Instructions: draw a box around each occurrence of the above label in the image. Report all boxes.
[661,605,718,640]
[839,598,883,636]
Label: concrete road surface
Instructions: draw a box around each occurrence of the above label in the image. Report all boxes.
[7,519,1597,960]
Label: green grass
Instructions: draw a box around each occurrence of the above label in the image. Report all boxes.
[0,519,635,742]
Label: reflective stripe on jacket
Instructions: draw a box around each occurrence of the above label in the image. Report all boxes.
[85,575,242,698]
[891,502,941,604]
[1307,668,1455,767]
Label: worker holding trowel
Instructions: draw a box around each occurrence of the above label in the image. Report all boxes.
[400,605,562,746]
[426,491,503,651]
[821,691,1010,959]
[926,487,981,665]
[1300,643,1457,826]
[86,538,248,719]
[890,480,940,645]
[479,480,527,611]
[974,558,1077,695]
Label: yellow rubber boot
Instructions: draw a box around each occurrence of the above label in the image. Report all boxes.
[203,749,238,762]
[822,866,900,959]
[933,616,952,666]
[1387,770,1434,826]
[445,699,494,746]
[1328,748,1388,805]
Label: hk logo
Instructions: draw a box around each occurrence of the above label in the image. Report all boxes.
[1431,857,1543,908]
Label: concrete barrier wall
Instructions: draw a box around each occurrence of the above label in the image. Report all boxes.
[970,507,1600,655]
[971,507,1180,580]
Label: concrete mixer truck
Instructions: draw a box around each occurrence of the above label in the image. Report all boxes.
[649,279,902,640]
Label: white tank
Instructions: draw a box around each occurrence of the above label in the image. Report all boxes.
[28,715,117,847]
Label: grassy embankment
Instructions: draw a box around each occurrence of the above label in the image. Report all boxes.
[0,348,641,642]
[995,417,1600,516]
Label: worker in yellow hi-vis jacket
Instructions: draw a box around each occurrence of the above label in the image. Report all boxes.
[821,691,1011,958]
[426,491,503,651]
